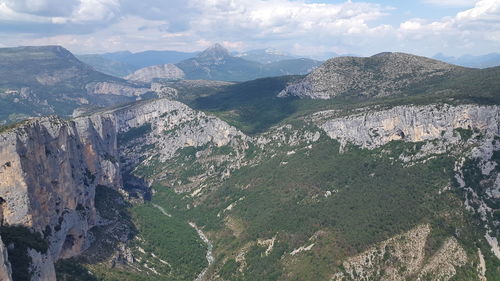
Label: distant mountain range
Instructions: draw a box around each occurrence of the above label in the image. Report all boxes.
[76,54,136,77]
[134,44,322,82]
[433,53,500,68]
[234,48,297,63]
[79,45,322,81]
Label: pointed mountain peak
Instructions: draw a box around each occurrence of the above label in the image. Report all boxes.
[198,43,231,60]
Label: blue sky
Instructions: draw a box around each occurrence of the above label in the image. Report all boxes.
[0,0,498,58]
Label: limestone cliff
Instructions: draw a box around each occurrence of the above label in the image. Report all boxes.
[103,98,249,193]
[125,64,185,83]
[314,104,499,149]
[0,114,121,280]
[0,237,12,281]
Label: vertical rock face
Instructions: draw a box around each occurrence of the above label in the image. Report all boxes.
[0,236,13,281]
[315,104,500,149]
[0,114,122,279]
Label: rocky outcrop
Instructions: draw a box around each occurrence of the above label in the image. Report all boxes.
[86,82,150,97]
[315,104,500,150]
[331,224,468,281]
[125,64,185,83]
[278,53,463,99]
[108,98,249,193]
[150,83,179,99]
[0,237,13,281]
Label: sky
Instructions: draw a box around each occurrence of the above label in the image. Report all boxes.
[0,0,499,58]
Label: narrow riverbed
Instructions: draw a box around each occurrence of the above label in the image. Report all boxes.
[190,222,214,281]
[151,204,214,281]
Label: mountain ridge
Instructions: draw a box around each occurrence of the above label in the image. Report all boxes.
[278,52,469,99]
[0,45,151,125]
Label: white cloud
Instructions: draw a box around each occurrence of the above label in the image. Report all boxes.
[0,0,499,57]
[422,0,478,8]
[397,0,500,55]
[0,0,120,24]
[2,0,80,17]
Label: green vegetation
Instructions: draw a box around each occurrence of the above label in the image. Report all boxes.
[0,225,49,281]
[56,259,98,281]
[191,76,301,134]
[140,135,494,280]
[56,184,207,281]
[188,66,500,135]
[83,202,207,281]
[454,127,474,141]
[118,123,152,144]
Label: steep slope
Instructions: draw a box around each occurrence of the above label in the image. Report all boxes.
[278,52,468,99]
[125,64,185,82]
[0,114,122,280]
[0,97,250,281]
[0,46,149,125]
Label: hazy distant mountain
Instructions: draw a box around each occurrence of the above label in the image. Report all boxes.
[102,50,198,69]
[264,58,321,76]
[176,44,264,81]
[77,54,136,77]
[0,46,149,124]
[433,53,500,68]
[174,44,321,81]
[235,48,297,63]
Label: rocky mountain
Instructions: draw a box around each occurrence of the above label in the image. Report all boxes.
[279,52,467,99]
[0,46,151,125]
[125,64,185,83]
[175,44,321,82]
[1,48,499,281]
[175,44,263,81]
